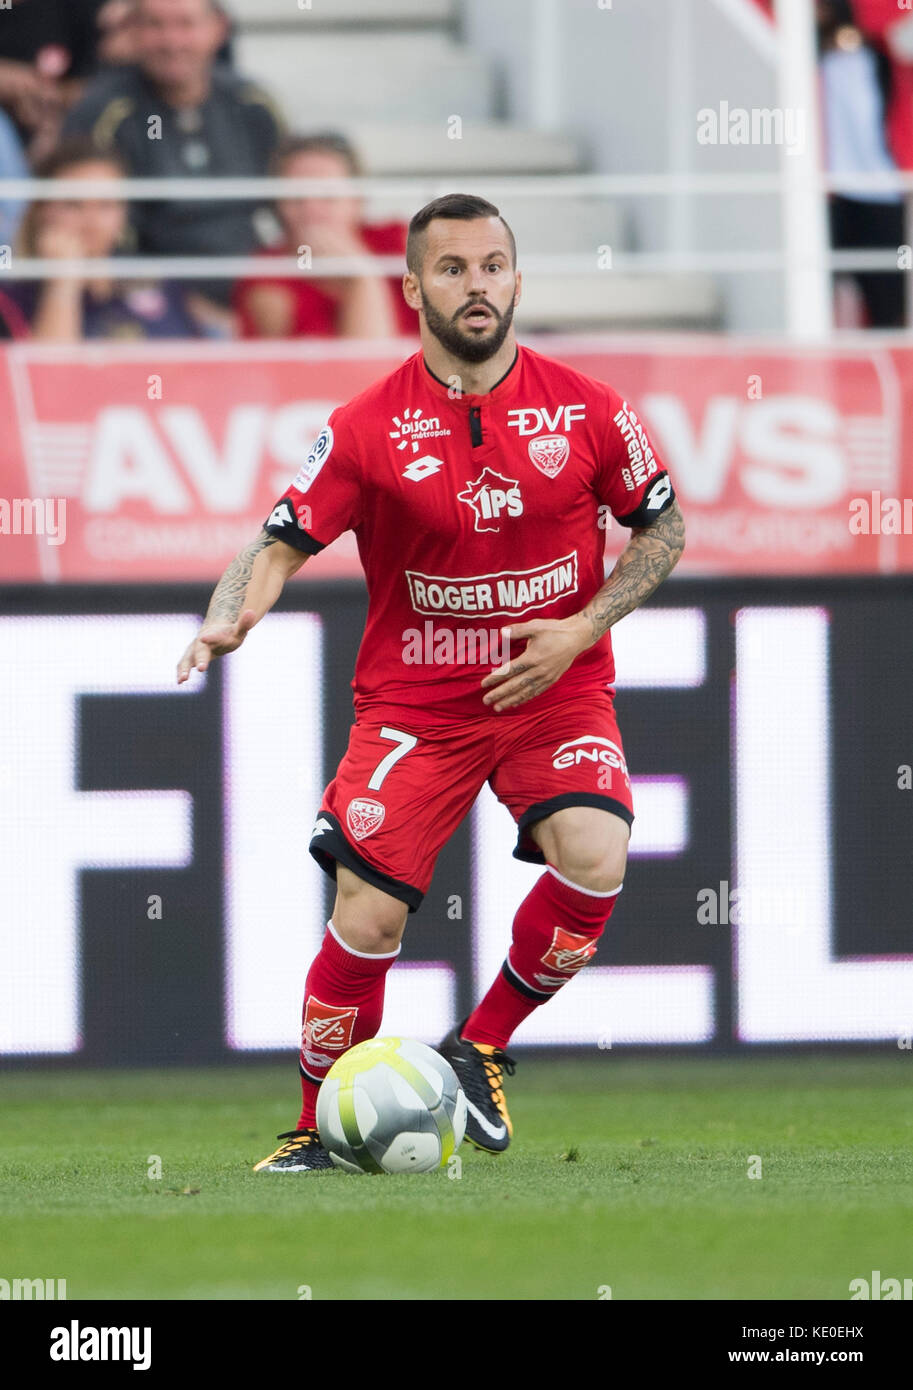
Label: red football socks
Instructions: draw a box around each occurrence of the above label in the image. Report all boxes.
[297,921,399,1130]
[462,865,622,1048]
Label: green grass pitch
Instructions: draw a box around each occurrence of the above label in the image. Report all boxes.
[1,1055,910,1301]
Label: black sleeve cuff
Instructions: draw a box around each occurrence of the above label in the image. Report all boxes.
[613,472,675,529]
[263,518,327,554]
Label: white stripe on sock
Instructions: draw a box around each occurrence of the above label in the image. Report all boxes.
[327,919,402,960]
[546,864,623,898]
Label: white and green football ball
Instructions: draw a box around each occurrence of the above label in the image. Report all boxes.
[316,1036,467,1174]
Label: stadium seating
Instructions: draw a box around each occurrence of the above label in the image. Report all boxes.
[230,2,719,332]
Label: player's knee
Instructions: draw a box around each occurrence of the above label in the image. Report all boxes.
[332,911,405,955]
[553,844,626,896]
[330,900,402,956]
[333,867,408,953]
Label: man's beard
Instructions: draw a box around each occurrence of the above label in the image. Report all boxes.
[419,287,515,364]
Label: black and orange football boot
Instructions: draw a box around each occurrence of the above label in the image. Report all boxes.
[253,1128,334,1173]
[437,1020,516,1153]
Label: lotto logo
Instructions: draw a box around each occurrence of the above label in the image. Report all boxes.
[541,927,598,975]
[303,998,358,1052]
[346,797,385,840]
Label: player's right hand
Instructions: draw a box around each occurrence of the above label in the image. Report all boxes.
[176,609,257,683]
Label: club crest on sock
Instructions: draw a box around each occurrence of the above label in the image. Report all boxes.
[301,996,359,1069]
[540,926,598,975]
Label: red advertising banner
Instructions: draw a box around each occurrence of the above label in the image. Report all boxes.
[0,334,909,583]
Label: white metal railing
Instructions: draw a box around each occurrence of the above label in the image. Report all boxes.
[2,171,913,199]
[0,250,906,280]
[0,173,910,319]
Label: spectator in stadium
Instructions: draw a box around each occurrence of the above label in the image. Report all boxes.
[0,106,30,251]
[0,0,109,162]
[93,1,142,69]
[92,0,234,72]
[234,134,419,340]
[5,136,201,340]
[63,0,284,329]
[818,0,907,326]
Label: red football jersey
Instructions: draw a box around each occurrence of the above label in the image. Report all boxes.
[264,344,675,719]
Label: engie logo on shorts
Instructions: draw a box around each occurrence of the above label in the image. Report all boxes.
[551,736,629,787]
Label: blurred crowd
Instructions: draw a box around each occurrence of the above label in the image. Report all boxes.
[0,0,909,340]
[0,0,418,341]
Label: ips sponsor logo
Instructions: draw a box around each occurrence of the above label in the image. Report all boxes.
[457,468,523,532]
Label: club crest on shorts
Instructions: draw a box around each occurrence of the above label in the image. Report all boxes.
[541,926,598,974]
[528,433,569,478]
[346,797,385,840]
[302,997,358,1058]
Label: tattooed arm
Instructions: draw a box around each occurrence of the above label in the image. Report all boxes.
[176,529,309,683]
[577,497,686,644]
[480,500,685,711]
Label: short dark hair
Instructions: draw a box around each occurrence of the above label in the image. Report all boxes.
[406,193,516,274]
[32,135,128,181]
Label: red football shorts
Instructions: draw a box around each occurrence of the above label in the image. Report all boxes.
[309,691,634,911]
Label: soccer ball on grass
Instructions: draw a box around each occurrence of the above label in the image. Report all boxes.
[316,1036,467,1174]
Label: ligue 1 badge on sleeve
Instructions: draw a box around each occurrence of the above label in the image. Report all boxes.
[294,425,334,492]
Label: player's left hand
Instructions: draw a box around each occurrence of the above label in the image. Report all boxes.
[480,617,590,711]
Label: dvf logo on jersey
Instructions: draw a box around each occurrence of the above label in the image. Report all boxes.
[457,467,523,532]
[528,434,569,478]
[507,404,586,436]
[346,797,385,840]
